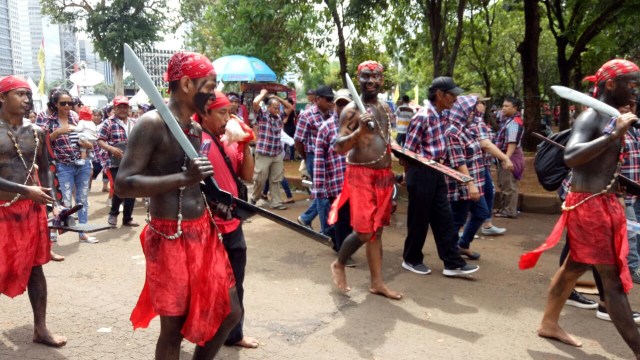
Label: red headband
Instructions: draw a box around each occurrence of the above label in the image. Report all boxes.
[0,75,30,94]
[207,91,230,111]
[357,60,384,75]
[583,59,639,97]
[164,52,216,83]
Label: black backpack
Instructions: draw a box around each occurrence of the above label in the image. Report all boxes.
[534,129,571,191]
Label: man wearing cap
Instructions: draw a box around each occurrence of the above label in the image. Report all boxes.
[493,96,524,219]
[314,89,352,253]
[98,95,138,227]
[402,76,480,277]
[330,61,402,300]
[520,60,640,355]
[227,92,248,123]
[115,51,241,359]
[295,85,335,230]
[305,89,316,110]
[251,89,294,209]
[0,75,66,347]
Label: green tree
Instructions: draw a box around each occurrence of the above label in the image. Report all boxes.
[41,0,168,95]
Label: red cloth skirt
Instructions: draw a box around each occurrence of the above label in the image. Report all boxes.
[519,192,632,293]
[0,199,50,298]
[328,165,394,236]
[130,213,236,346]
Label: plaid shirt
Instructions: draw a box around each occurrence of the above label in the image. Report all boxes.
[39,110,81,164]
[404,101,448,161]
[312,113,346,199]
[98,116,135,168]
[604,117,640,204]
[494,112,524,151]
[294,105,333,154]
[445,96,485,201]
[255,108,284,157]
[470,116,495,166]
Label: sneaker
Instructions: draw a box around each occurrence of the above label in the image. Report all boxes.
[79,234,99,244]
[108,214,117,226]
[401,261,431,275]
[481,225,506,236]
[249,198,257,205]
[297,215,312,229]
[270,204,287,210]
[443,264,480,277]
[566,290,598,309]
[596,305,640,324]
[632,269,640,284]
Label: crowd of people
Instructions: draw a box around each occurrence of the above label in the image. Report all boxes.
[3,51,640,359]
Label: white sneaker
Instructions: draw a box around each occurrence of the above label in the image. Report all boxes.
[481,225,506,236]
[79,235,99,244]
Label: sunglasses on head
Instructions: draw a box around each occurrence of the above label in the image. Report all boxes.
[58,101,74,106]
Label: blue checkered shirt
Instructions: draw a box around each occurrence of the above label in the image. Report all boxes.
[255,109,284,157]
[39,110,81,164]
[604,117,640,204]
[312,114,346,199]
[470,116,495,166]
[404,101,448,161]
[294,105,333,154]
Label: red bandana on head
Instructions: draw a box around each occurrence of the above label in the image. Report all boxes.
[163,52,216,88]
[0,75,30,94]
[193,91,230,124]
[583,59,639,97]
[357,60,384,75]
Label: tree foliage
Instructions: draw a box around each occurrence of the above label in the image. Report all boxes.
[40,0,168,95]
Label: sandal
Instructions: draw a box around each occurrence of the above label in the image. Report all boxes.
[459,247,481,260]
[79,234,99,244]
[283,198,295,204]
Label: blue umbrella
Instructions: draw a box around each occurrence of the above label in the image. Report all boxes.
[212,55,277,82]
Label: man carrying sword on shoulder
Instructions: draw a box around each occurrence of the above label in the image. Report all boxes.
[115,51,241,360]
[330,60,402,300]
[520,59,640,357]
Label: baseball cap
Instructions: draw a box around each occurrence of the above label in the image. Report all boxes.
[429,76,464,95]
[334,89,352,103]
[315,85,334,100]
[306,89,316,95]
[113,95,129,106]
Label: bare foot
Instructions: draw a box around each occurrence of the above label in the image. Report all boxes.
[50,251,65,262]
[538,324,582,347]
[234,336,259,348]
[33,329,67,348]
[369,284,403,300]
[331,260,350,292]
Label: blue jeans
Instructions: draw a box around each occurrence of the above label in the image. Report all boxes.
[56,162,92,225]
[451,196,490,249]
[317,197,331,234]
[483,166,495,221]
[300,152,319,224]
[263,178,293,198]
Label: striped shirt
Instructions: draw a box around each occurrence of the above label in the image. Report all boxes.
[313,113,346,199]
[404,101,449,161]
[255,109,284,157]
[394,104,415,134]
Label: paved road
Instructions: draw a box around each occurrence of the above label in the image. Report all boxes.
[1,185,637,359]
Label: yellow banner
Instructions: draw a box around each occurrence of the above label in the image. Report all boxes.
[37,39,45,95]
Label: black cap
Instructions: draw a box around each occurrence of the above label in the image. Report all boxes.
[428,76,464,95]
[315,85,334,99]
[306,89,316,95]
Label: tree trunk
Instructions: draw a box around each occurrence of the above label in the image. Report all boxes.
[327,1,348,88]
[557,43,571,131]
[113,64,124,96]
[516,0,541,152]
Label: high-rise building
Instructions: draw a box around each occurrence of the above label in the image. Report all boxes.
[59,24,77,88]
[27,0,44,80]
[0,0,12,76]
[138,48,177,88]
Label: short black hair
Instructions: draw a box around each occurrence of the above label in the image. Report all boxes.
[402,95,410,102]
[503,95,521,110]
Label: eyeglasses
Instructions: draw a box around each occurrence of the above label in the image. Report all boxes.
[58,101,74,107]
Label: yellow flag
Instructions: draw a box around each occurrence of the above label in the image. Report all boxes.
[392,84,400,103]
[37,39,45,95]
[413,84,419,104]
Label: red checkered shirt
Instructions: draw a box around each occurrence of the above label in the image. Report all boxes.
[312,113,346,199]
[255,109,284,157]
[604,117,640,205]
[445,96,485,201]
[294,104,333,154]
[38,110,81,164]
[98,116,135,168]
[404,102,449,161]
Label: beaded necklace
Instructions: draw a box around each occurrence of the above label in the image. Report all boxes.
[1,123,39,207]
[346,103,391,166]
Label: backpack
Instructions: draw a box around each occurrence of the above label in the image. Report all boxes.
[534,129,571,191]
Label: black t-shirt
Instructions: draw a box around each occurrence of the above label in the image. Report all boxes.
[283,110,296,137]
